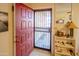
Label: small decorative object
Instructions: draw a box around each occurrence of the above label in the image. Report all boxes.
[56,19,64,24]
[55,30,64,37]
[70,28,74,37]
[66,34,70,38]
[61,42,64,45]
[66,42,72,46]
[65,21,77,38]
[0,11,8,32]
[69,49,74,55]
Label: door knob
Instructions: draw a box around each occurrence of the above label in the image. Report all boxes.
[14,40,20,43]
[16,36,18,38]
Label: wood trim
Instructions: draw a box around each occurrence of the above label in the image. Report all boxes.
[53,3,55,56]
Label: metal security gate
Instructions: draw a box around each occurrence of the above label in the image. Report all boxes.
[34,9,52,51]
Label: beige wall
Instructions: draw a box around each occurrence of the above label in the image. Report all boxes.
[72,4,79,54]
[0,3,13,55]
[1,3,79,56]
[25,3,55,54]
[24,3,52,9]
[54,3,79,55]
[54,3,71,30]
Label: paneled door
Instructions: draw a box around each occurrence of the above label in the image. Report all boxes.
[15,3,34,56]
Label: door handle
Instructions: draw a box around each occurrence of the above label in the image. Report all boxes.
[16,36,18,38]
[14,40,20,43]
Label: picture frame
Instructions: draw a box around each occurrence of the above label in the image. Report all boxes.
[0,11,8,32]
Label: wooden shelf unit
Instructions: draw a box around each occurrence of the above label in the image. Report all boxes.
[54,36,75,56]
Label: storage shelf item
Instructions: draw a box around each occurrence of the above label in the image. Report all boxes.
[55,43,74,49]
[55,46,75,56]
[55,36,75,40]
[54,34,75,56]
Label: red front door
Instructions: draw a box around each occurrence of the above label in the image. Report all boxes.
[15,3,34,56]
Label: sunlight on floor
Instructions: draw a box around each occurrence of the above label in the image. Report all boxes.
[30,48,51,56]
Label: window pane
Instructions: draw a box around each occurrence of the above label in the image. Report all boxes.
[35,32,50,49]
[35,11,51,28]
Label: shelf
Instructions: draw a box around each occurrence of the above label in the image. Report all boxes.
[54,36,75,56]
[55,36,75,41]
[55,52,71,56]
[55,47,75,56]
[55,43,75,49]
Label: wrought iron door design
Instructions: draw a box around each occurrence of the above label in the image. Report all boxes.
[35,9,52,50]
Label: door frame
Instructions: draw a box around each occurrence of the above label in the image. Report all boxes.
[34,8,52,52]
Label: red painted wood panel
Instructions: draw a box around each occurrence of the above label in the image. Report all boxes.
[15,3,34,56]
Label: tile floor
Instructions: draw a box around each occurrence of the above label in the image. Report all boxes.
[30,48,51,56]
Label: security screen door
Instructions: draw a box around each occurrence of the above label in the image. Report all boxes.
[35,9,52,50]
